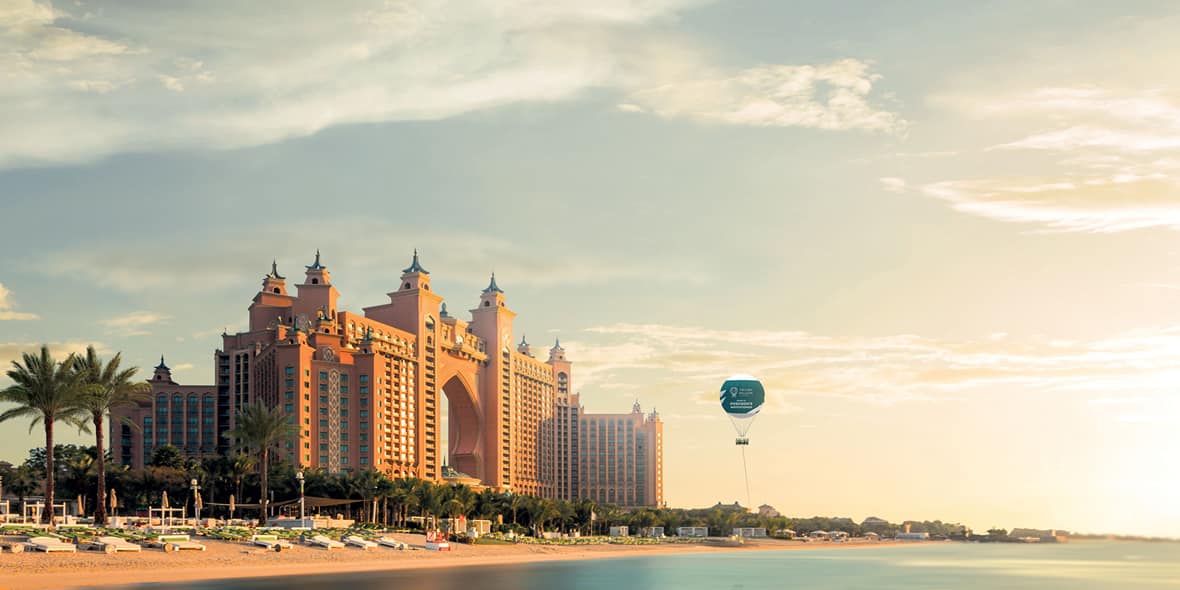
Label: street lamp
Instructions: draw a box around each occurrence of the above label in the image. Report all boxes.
[190,479,201,529]
[295,471,305,525]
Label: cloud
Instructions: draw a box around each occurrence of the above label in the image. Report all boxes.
[99,311,171,336]
[879,177,907,193]
[0,282,38,320]
[572,322,1180,410]
[913,174,1180,233]
[0,1,902,168]
[32,218,702,295]
[915,86,1180,232]
[622,59,905,132]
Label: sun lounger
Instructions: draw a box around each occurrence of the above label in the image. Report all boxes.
[251,534,293,551]
[26,536,76,553]
[156,534,206,552]
[307,534,344,550]
[343,535,377,550]
[377,537,407,550]
[86,536,143,553]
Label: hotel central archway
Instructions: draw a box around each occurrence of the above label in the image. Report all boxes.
[440,373,482,480]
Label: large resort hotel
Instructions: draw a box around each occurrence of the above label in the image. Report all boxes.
[113,252,664,507]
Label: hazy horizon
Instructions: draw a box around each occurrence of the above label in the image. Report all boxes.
[2,0,1179,538]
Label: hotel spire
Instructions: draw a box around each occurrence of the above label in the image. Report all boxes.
[483,272,503,294]
[402,249,429,274]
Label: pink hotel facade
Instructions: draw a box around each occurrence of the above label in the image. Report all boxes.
[113,252,663,506]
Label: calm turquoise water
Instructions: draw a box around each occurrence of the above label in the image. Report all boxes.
[120,542,1180,589]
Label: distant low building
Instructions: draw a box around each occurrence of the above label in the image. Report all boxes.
[758,504,780,517]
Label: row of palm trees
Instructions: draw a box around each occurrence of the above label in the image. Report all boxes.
[0,345,295,528]
[1,345,148,526]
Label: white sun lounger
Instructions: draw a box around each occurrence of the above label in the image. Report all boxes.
[377,537,408,550]
[308,534,345,550]
[91,536,143,553]
[157,534,206,552]
[343,535,377,550]
[251,534,293,551]
[26,536,76,553]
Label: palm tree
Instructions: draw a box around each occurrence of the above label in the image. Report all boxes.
[0,346,87,526]
[223,402,295,525]
[72,346,150,526]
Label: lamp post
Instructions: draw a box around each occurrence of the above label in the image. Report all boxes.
[295,471,305,526]
[190,479,201,529]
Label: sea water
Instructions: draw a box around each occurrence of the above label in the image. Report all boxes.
[122,542,1180,589]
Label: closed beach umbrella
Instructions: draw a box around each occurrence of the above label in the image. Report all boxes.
[229,494,236,517]
[109,488,117,515]
[77,494,84,517]
[161,491,170,510]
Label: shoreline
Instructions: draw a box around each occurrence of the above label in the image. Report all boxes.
[0,536,934,590]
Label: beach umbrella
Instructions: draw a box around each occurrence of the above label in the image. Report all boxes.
[161,490,170,510]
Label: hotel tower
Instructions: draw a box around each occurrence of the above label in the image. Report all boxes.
[113,251,663,506]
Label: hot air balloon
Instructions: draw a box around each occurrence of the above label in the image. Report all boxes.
[720,374,765,446]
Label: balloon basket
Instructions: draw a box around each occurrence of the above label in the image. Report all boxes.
[735,437,749,446]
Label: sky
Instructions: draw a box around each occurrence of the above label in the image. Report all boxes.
[2,0,1180,537]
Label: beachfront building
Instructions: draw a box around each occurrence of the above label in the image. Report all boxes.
[115,358,218,468]
[112,251,663,504]
[576,401,664,507]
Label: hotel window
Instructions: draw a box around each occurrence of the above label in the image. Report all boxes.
[359,410,368,418]
[319,420,328,427]
[284,404,293,413]
[319,383,327,392]
[359,375,369,384]
[285,367,294,376]
[341,456,349,465]
[340,374,349,384]
[285,392,294,400]
[319,371,328,381]
[360,457,368,465]
[284,379,294,388]
[320,443,328,451]
[340,444,349,453]
[359,386,369,395]
[340,398,348,406]
[319,455,328,463]
[320,395,328,405]
[340,433,349,442]
[319,431,327,439]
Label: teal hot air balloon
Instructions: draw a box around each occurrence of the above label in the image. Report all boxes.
[720,374,765,446]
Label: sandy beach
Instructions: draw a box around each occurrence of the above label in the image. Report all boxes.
[0,534,925,590]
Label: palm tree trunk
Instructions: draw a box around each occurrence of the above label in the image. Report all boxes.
[260,448,269,526]
[43,417,55,526]
[93,412,108,526]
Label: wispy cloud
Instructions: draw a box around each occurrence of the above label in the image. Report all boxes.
[913,86,1180,232]
[0,282,38,320]
[0,1,902,168]
[32,218,702,295]
[621,59,905,132]
[570,323,1180,411]
[99,311,171,336]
